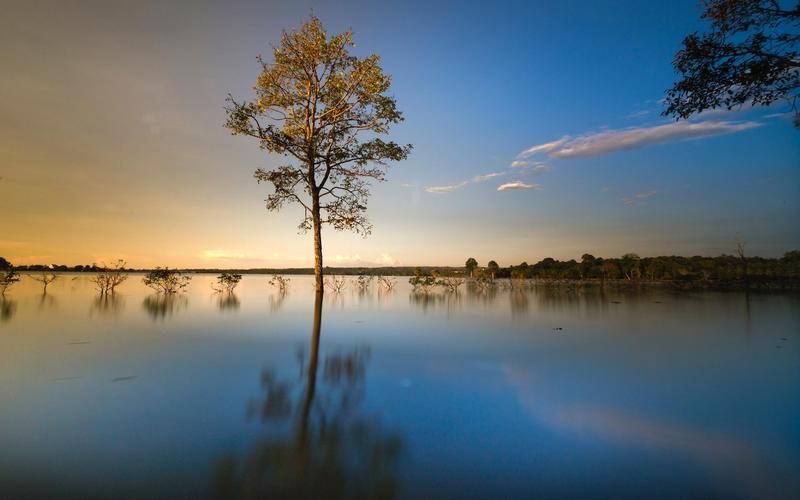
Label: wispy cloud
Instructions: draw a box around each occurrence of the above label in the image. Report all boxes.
[521,120,762,160]
[425,171,504,194]
[510,160,529,168]
[519,136,569,158]
[497,181,542,192]
[472,172,504,182]
[622,190,657,206]
[425,181,469,194]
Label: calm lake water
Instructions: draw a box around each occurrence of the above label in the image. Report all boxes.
[1,274,798,499]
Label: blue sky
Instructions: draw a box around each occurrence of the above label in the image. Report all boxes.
[1,0,798,267]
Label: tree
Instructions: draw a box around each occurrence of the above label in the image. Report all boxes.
[0,257,10,270]
[29,272,58,293]
[0,270,20,295]
[664,0,800,126]
[143,268,191,294]
[225,17,411,292]
[90,260,128,295]
[487,260,500,277]
[465,258,478,277]
[212,272,242,293]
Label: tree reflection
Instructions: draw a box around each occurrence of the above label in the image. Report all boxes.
[215,292,403,499]
[509,289,529,317]
[37,292,57,311]
[142,294,188,321]
[216,292,240,312]
[269,290,287,313]
[408,291,461,316]
[0,297,16,323]
[90,293,125,317]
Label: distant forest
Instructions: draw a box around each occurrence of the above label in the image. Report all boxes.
[2,251,799,288]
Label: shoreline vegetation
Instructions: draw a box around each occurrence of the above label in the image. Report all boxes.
[2,252,799,291]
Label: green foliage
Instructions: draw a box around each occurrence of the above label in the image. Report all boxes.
[0,269,20,295]
[489,250,800,286]
[213,272,242,293]
[465,258,478,276]
[409,268,436,293]
[664,0,800,126]
[143,268,192,294]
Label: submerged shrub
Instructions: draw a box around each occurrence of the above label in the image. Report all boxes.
[143,268,191,294]
[213,273,242,293]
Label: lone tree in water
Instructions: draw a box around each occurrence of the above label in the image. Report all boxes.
[225,17,411,292]
[664,0,800,126]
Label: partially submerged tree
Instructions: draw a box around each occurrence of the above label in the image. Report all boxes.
[356,271,373,291]
[409,268,436,293]
[326,275,347,293]
[225,16,412,292]
[0,270,20,295]
[143,268,191,294]
[664,0,800,126]
[436,275,464,293]
[269,274,291,293]
[90,260,129,295]
[376,275,396,291]
[212,272,242,293]
[29,272,58,293]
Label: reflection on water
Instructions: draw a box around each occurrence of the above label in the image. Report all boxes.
[0,297,15,322]
[216,294,402,499]
[36,293,57,311]
[89,293,125,317]
[268,290,287,312]
[0,274,797,499]
[215,292,240,312]
[142,293,188,320]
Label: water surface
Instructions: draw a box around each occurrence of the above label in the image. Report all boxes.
[1,274,798,499]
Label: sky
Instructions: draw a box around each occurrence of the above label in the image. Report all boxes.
[1,0,798,268]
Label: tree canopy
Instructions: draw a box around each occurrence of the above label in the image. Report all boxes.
[225,16,411,291]
[664,0,800,126]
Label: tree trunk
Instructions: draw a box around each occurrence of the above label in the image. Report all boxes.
[311,192,324,293]
[298,290,322,446]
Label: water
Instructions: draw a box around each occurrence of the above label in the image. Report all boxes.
[1,274,798,499]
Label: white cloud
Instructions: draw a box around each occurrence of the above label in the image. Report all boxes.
[425,181,468,194]
[510,160,529,168]
[472,172,504,182]
[425,171,504,194]
[497,181,542,192]
[522,120,762,160]
[519,136,569,158]
[378,253,399,265]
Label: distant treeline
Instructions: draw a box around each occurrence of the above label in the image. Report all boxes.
[3,251,799,288]
[485,252,800,286]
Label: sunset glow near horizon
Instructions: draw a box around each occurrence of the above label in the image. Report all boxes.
[2,0,798,269]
